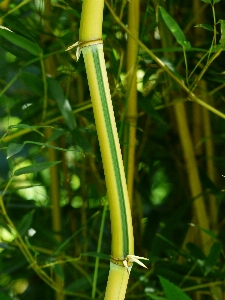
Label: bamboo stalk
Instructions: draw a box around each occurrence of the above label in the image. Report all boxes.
[123,0,139,206]
[72,0,148,298]
[174,102,210,251]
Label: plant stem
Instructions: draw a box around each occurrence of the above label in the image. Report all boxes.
[78,0,134,298]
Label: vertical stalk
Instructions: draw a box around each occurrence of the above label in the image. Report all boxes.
[45,128,65,299]
[174,102,210,251]
[75,0,143,298]
[43,2,64,298]
[123,0,139,205]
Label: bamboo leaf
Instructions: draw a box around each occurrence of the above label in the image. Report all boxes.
[159,276,192,300]
[14,161,61,176]
[7,143,24,159]
[0,27,42,56]
[195,24,214,32]
[205,242,222,275]
[4,15,36,42]
[48,78,77,131]
[147,294,167,300]
[52,264,65,281]
[159,6,191,49]
[17,210,34,237]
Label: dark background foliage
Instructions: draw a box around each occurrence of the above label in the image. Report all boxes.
[0,0,225,299]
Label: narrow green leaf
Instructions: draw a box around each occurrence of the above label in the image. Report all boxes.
[205,242,222,275]
[147,294,167,300]
[190,223,218,239]
[53,264,65,281]
[0,28,42,56]
[159,276,192,300]
[8,124,35,130]
[48,78,77,131]
[201,0,212,3]
[17,210,34,237]
[213,0,220,3]
[4,15,36,42]
[186,242,206,260]
[159,6,191,49]
[195,24,214,32]
[7,143,24,159]
[14,161,61,176]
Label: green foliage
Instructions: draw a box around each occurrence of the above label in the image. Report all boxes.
[0,0,225,299]
[159,276,191,300]
[159,7,191,49]
[14,161,61,176]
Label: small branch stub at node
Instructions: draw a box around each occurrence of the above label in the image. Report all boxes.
[110,255,148,275]
[66,39,103,61]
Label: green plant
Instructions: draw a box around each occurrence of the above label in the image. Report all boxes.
[0,0,225,299]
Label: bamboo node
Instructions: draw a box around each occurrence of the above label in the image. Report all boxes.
[110,255,148,275]
[66,39,103,61]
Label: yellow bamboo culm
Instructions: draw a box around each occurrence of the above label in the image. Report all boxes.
[174,102,210,253]
[78,0,135,299]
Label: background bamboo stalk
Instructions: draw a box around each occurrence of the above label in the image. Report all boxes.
[123,0,139,206]
[174,102,210,251]
[45,127,65,299]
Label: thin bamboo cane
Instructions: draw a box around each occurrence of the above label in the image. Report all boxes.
[174,102,210,251]
[123,0,139,206]
[43,1,65,297]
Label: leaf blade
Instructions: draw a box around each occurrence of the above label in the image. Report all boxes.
[14,161,61,176]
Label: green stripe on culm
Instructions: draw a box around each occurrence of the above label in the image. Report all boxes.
[92,45,129,257]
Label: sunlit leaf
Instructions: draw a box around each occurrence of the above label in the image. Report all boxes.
[8,124,32,129]
[159,276,192,300]
[14,161,61,176]
[159,6,191,49]
[7,143,24,159]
